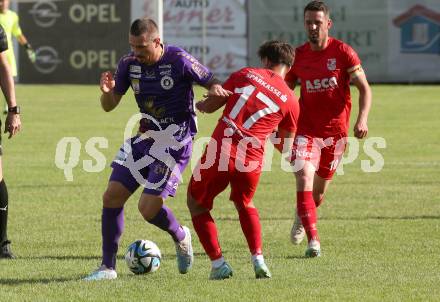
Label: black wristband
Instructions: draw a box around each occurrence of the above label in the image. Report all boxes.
[24,43,32,50]
[8,106,20,114]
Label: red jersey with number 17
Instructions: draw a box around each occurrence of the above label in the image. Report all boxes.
[217,67,299,163]
[285,37,361,137]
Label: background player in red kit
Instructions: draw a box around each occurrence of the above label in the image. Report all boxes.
[285,1,372,257]
[187,40,299,280]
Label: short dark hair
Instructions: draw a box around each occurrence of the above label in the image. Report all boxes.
[130,18,159,37]
[304,1,330,17]
[258,40,295,67]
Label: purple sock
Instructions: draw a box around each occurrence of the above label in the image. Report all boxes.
[147,205,185,242]
[102,207,124,269]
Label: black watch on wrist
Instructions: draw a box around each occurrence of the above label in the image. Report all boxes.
[8,106,20,114]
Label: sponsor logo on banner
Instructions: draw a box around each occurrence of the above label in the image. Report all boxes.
[20,0,131,84]
[34,46,62,74]
[161,0,244,35]
[156,0,246,81]
[393,5,440,54]
[69,3,121,23]
[69,50,117,69]
[327,58,336,70]
[29,0,61,28]
[160,76,174,90]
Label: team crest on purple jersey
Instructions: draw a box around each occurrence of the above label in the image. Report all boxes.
[160,75,174,90]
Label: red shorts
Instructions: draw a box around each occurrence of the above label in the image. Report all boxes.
[189,143,262,210]
[291,133,347,180]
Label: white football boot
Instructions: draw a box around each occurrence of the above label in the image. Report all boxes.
[290,212,306,245]
[305,239,321,258]
[83,265,117,281]
[175,226,194,274]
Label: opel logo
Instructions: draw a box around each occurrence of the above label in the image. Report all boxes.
[29,0,61,28]
[34,46,62,74]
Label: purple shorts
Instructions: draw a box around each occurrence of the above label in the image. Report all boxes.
[110,135,192,198]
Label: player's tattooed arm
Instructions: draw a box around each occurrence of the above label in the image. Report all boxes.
[99,71,123,112]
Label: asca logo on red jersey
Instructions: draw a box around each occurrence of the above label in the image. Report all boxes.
[305,77,338,92]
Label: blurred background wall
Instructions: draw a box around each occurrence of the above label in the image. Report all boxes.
[16,0,440,83]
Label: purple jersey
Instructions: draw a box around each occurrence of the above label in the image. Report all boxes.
[114,44,213,140]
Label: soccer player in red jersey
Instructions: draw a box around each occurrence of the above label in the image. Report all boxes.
[187,40,300,279]
[284,1,372,257]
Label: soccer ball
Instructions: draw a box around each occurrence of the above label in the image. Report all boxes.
[125,239,161,274]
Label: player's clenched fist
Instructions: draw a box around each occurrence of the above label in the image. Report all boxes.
[100,71,115,94]
[353,119,368,139]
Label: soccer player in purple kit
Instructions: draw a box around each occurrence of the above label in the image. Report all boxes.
[84,18,231,281]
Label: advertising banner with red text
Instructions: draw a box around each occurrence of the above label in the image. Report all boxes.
[135,0,248,81]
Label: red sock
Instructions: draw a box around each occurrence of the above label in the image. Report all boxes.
[238,207,262,255]
[297,191,319,242]
[191,212,222,260]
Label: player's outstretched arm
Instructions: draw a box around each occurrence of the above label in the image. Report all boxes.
[100,71,122,112]
[203,77,233,98]
[351,72,372,139]
[195,95,228,114]
[197,77,232,113]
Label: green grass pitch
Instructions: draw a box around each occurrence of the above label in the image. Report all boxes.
[0,84,439,301]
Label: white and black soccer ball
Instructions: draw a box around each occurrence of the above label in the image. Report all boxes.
[125,239,161,274]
